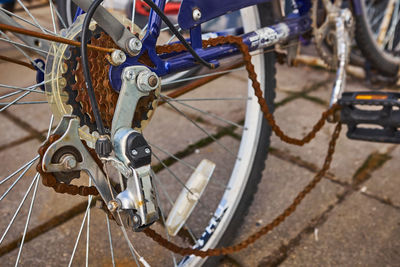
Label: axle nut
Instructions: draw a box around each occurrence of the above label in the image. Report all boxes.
[60,154,77,170]
[137,71,159,92]
[107,200,120,212]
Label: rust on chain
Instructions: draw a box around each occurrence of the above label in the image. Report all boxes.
[34,33,343,256]
[143,123,342,257]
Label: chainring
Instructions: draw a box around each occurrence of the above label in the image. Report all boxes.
[311,0,354,69]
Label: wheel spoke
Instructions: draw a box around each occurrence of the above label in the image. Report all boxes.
[16,0,48,34]
[0,7,56,36]
[0,91,31,112]
[0,36,49,57]
[149,142,196,171]
[0,174,39,245]
[0,79,55,94]
[86,179,92,267]
[152,152,213,211]
[131,0,137,33]
[49,0,58,34]
[0,30,47,70]
[14,173,40,267]
[164,97,249,102]
[164,99,239,158]
[163,95,244,129]
[68,197,92,267]
[0,160,35,201]
[0,101,47,106]
[161,67,245,86]
[105,214,116,267]
[152,174,178,266]
[151,170,198,243]
[0,156,39,185]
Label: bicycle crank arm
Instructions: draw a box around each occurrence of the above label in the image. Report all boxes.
[329,9,353,108]
[41,115,134,225]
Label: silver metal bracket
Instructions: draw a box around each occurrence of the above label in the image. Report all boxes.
[108,65,160,227]
[41,115,134,226]
[72,0,142,56]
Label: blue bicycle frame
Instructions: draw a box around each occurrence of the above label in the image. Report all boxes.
[74,0,363,91]
[106,0,313,90]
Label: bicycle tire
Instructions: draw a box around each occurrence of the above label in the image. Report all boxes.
[354,0,400,77]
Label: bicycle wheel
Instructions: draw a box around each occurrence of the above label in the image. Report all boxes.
[354,0,400,77]
[0,2,275,266]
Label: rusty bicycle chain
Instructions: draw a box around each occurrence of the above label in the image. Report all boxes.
[28,31,344,255]
[143,123,342,257]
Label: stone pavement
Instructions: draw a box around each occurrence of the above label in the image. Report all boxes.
[0,8,400,266]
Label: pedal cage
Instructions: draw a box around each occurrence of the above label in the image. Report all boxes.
[338,91,400,143]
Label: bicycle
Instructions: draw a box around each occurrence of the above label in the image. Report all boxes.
[0,0,398,266]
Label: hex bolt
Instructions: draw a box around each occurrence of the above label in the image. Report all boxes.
[131,149,138,156]
[107,200,120,212]
[127,37,142,55]
[144,147,151,154]
[110,50,126,66]
[137,71,159,92]
[192,8,201,21]
[60,154,77,170]
[148,75,158,88]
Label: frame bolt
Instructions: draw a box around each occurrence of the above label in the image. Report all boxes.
[127,37,142,55]
[137,71,159,92]
[110,50,126,66]
[192,8,202,21]
[60,154,77,170]
[131,149,138,156]
[107,200,120,212]
[144,147,151,154]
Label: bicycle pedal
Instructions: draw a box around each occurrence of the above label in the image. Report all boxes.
[338,91,400,143]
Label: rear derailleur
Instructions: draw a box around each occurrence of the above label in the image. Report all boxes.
[41,65,160,230]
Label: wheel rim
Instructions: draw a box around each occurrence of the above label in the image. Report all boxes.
[364,0,400,62]
[0,2,267,266]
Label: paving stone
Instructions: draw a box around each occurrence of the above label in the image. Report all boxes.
[280,192,400,267]
[275,65,332,93]
[363,146,400,207]
[270,97,392,184]
[227,155,344,267]
[0,114,31,147]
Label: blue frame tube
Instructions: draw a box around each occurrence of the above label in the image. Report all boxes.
[109,13,311,90]
[164,16,311,74]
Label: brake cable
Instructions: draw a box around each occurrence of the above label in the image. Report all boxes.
[141,0,215,69]
[81,0,106,136]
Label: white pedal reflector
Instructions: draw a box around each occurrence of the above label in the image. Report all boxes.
[166,159,216,236]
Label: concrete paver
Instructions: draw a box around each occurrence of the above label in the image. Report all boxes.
[280,192,400,267]
[227,156,344,267]
[364,146,400,207]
